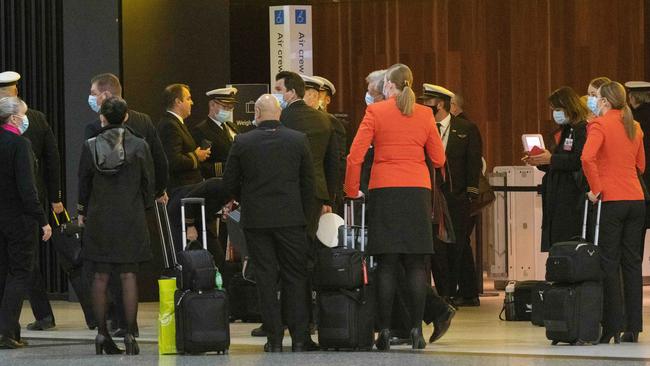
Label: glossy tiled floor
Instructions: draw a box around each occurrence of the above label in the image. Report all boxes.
[6,286,650,365]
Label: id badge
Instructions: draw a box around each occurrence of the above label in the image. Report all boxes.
[563,138,574,151]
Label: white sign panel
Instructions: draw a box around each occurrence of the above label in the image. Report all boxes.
[269,5,313,86]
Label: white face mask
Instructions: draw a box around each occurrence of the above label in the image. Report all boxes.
[365,92,374,106]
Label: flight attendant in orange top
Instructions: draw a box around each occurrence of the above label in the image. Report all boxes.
[581,81,645,344]
[345,63,446,350]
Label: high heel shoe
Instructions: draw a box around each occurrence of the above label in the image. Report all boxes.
[410,327,426,350]
[599,331,621,344]
[621,331,639,343]
[124,334,140,355]
[375,329,391,351]
[95,334,124,355]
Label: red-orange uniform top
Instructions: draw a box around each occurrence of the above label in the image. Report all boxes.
[344,97,446,197]
[581,109,645,202]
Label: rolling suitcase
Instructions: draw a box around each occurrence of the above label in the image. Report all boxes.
[174,198,230,354]
[318,198,375,351]
[543,281,603,345]
[546,200,602,283]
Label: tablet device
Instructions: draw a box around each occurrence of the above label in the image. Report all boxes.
[522,134,545,153]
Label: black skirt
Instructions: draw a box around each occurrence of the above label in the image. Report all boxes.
[367,187,434,255]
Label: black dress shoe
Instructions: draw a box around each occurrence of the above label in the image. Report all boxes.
[410,327,426,349]
[251,325,267,337]
[599,331,621,344]
[430,305,456,343]
[26,315,55,331]
[95,334,124,355]
[454,297,480,307]
[124,334,139,355]
[375,329,391,351]
[112,327,139,338]
[0,335,24,349]
[292,338,319,352]
[389,336,410,346]
[264,342,283,352]
[622,331,639,343]
[441,296,458,309]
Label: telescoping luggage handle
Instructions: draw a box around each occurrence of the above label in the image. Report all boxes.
[343,196,373,271]
[154,201,178,269]
[581,198,602,246]
[180,197,208,251]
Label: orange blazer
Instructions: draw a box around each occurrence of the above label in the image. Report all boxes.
[344,97,446,197]
[581,109,645,202]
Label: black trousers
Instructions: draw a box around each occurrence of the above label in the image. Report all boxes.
[0,216,38,336]
[27,257,54,321]
[598,200,645,332]
[245,226,309,344]
[431,193,478,298]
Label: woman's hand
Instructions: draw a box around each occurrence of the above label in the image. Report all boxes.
[77,214,84,226]
[587,191,600,203]
[186,225,198,241]
[524,149,552,166]
[41,224,52,242]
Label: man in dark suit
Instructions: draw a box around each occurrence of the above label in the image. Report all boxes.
[0,96,52,348]
[191,87,239,179]
[83,73,170,336]
[0,71,63,332]
[275,71,339,242]
[158,84,210,192]
[420,84,482,307]
[223,94,314,352]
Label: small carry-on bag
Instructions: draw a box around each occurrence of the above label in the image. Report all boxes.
[499,281,548,322]
[530,281,552,327]
[543,281,603,345]
[318,198,375,351]
[173,198,230,354]
[546,200,602,283]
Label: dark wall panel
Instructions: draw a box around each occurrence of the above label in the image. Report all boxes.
[62,0,121,211]
[122,0,230,126]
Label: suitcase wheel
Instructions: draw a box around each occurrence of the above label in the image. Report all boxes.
[551,341,559,346]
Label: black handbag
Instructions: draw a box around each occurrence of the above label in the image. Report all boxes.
[51,210,83,271]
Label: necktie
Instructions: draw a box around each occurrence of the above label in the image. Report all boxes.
[437,122,442,135]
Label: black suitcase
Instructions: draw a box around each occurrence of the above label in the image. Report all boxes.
[546,200,602,283]
[225,264,261,323]
[543,281,603,345]
[531,281,552,327]
[318,287,375,351]
[314,246,365,290]
[175,288,230,354]
[317,198,375,351]
[176,198,218,291]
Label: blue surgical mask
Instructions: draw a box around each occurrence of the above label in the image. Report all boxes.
[552,110,568,125]
[365,92,374,106]
[587,96,599,116]
[216,109,232,123]
[88,95,100,113]
[18,115,29,135]
[273,93,287,109]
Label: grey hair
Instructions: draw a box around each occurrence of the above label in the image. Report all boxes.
[366,69,386,93]
[0,97,27,125]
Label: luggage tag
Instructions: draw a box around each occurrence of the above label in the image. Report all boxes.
[563,137,574,151]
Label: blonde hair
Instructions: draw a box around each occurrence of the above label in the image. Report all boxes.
[590,76,611,90]
[599,81,635,140]
[385,63,415,116]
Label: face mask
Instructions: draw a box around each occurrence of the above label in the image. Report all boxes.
[587,96,599,116]
[552,110,568,125]
[216,109,232,123]
[88,95,100,113]
[365,92,374,106]
[18,115,29,135]
[251,119,257,126]
[273,93,288,109]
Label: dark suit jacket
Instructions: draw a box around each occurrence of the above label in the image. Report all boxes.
[326,112,347,194]
[190,118,238,179]
[280,100,338,203]
[85,109,169,197]
[634,103,650,188]
[157,111,203,190]
[23,109,62,204]
[0,128,46,226]
[223,120,314,229]
[442,115,482,197]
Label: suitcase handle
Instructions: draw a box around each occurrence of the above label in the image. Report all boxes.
[155,201,178,269]
[581,198,602,246]
[181,198,208,251]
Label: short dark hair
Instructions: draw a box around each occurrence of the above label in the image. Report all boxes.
[275,71,305,98]
[100,96,128,125]
[91,73,122,96]
[163,84,189,109]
